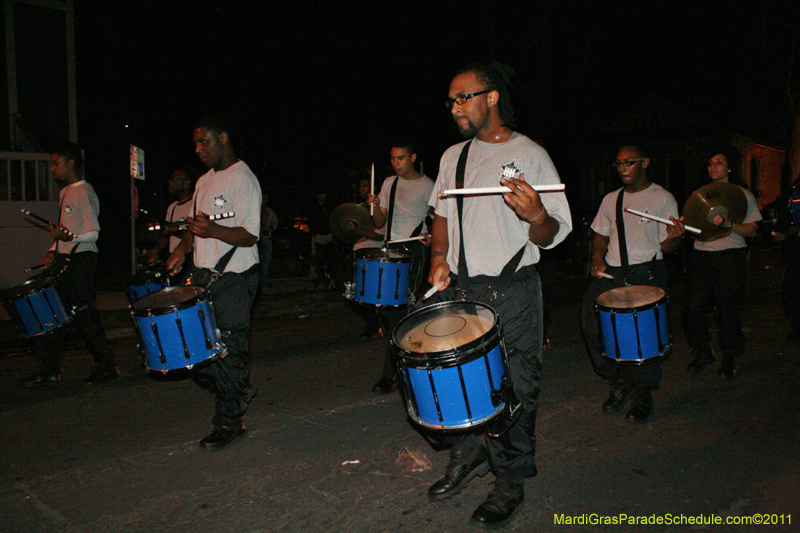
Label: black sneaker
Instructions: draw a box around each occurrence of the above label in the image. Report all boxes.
[83,366,120,386]
[21,372,61,388]
[470,477,525,530]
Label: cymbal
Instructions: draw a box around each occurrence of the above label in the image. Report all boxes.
[682,182,747,241]
[330,203,375,244]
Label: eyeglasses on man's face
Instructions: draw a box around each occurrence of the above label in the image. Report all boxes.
[612,158,645,169]
[445,89,492,110]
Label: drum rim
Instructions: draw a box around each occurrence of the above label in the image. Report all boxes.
[355,248,413,262]
[4,275,59,300]
[391,300,501,367]
[595,294,668,313]
[132,285,208,316]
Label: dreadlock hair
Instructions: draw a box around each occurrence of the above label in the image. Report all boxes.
[456,62,517,129]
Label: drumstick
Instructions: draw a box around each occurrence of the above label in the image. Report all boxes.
[623,207,701,234]
[148,211,235,231]
[20,208,75,237]
[24,262,48,272]
[386,236,424,244]
[370,163,375,216]
[439,184,565,196]
[598,272,614,279]
[423,282,444,300]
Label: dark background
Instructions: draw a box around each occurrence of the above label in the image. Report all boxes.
[5,1,800,265]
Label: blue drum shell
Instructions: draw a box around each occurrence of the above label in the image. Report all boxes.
[391,301,507,431]
[132,286,222,372]
[596,296,671,364]
[4,276,71,337]
[353,248,411,306]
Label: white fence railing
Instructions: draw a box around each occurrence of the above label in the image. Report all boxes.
[0,151,55,202]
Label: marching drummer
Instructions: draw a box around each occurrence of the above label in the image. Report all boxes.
[581,145,685,423]
[364,139,434,394]
[166,116,261,450]
[21,141,119,387]
[423,63,571,529]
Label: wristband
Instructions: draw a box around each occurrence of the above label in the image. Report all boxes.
[526,206,547,224]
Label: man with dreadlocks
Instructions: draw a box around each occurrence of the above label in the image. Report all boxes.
[419,63,571,529]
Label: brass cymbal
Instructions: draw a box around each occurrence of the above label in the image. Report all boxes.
[682,182,748,241]
[330,203,375,244]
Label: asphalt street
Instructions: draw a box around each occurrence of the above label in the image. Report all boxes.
[1,248,798,533]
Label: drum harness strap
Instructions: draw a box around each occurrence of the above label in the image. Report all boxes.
[384,176,425,247]
[615,188,631,285]
[188,195,239,289]
[454,141,527,303]
[615,189,658,285]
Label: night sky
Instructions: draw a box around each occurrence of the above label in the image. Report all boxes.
[8,1,800,259]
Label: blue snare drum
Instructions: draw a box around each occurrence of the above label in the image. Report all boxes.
[4,274,72,337]
[352,248,411,306]
[132,286,226,373]
[595,285,672,365]
[391,301,513,431]
[126,269,170,304]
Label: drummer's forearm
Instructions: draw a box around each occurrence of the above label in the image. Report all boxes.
[173,231,194,256]
[430,214,449,259]
[733,221,757,238]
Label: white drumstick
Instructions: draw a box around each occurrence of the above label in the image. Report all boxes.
[386,236,424,244]
[623,208,701,234]
[598,272,615,279]
[423,282,444,300]
[440,184,565,196]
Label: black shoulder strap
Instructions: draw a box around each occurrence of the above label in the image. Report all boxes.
[456,141,472,288]
[615,188,629,281]
[384,177,400,243]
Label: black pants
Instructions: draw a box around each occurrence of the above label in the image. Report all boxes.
[415,265,542,482]
[581,261,666,390]
[36,252,115,375]
[189,265,259,428]
[684,248,748,360]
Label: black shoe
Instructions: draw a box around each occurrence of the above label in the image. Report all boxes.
[371,377,398,394]
[686,352,715,374]
[625,389,653,423]
[602,382,633,413]
[21,372,61,388]
[83,366,120,386]
[470,478,525,530]
[717,357,736,379]
[199,424,247,450]
[428,445,490,502]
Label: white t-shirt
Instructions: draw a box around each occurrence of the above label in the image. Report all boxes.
[192,161,261,273]
[694,184,762,251]
[54,180,100,254]
[378,174,434,240]
[166,196,194,253]
[430,133,572,277]
[592,183,678,266]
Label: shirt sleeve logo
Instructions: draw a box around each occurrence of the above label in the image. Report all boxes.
[213,194,227,210]
[498,159,523,180]
[64,204,74,214]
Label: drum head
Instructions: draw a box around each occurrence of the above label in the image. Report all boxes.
[133,285,206,314]
[356,248,412,262]
[394,301,497,354]
[596,285,665,309]
[5,275,56,300]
